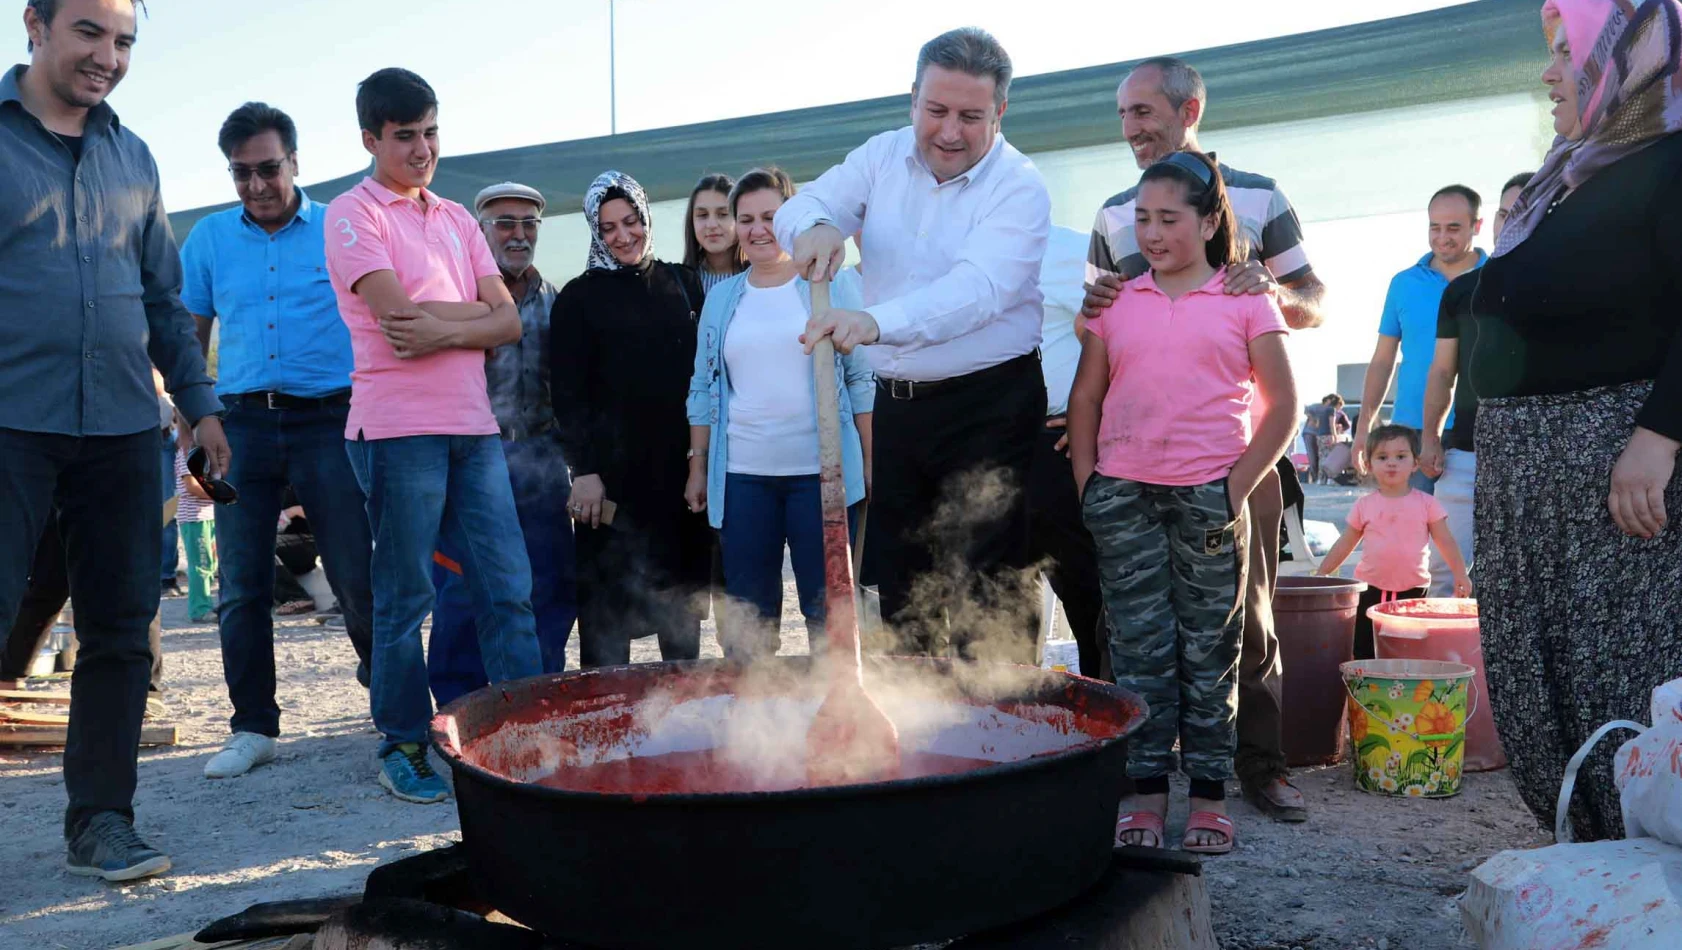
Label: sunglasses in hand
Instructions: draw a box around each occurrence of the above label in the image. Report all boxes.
[186,447,239,505]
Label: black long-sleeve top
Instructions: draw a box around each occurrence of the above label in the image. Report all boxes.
[1469,132,1682,441]
[549,260,704,502]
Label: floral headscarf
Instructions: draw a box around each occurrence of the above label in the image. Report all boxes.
[1495,0,1682,256]
[583,170,654,271]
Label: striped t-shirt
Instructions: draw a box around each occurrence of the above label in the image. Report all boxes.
[698,268,742,295]
[173,449,214,523]
[1086,161,1314,287]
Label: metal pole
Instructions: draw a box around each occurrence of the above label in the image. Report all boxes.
[609,0,617,135]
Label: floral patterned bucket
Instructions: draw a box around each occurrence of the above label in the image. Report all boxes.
[1339,658,1477,798]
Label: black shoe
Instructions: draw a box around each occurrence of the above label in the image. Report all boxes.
[66,812,171,882]
[161,580,184,598]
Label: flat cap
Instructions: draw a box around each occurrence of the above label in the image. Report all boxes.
[474,181,546,216]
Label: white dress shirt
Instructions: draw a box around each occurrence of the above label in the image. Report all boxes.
[775,126,1051,382]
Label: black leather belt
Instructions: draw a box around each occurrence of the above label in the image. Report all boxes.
[228,390,351,411]
[877,350,1040,401]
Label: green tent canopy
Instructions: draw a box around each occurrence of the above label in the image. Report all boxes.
[168,0,1542,236]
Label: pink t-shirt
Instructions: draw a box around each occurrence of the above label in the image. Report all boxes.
[1087,268,1289,486]
[324,178,501,440]
[1348,489,1449,592]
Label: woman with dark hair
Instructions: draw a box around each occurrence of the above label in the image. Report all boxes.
[1471,0,1682,841]
[684,174,746,293]
[551,171,712,666]
[684,168,873,659]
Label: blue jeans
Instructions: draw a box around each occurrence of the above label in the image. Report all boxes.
[217,399,375,737]
[428,435,575,706]
[1408,469,1438,494]
[346,434,541,754]
[160,429,178,582]
[717,473,856,658]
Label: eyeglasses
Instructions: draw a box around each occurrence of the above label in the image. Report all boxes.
[186,446,239,506]
[229,161,286,184]
[488,217,543,234]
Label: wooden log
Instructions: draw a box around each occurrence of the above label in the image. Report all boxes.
[0,722,178,746]
[0,707,71,725]
[950,857,1218,950]
[0,689,71,705]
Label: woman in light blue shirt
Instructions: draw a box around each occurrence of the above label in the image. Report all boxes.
[685,168,873,659]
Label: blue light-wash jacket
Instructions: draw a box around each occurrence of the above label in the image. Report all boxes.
[686,271,874,529]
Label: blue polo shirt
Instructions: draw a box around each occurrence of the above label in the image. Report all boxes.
[179,190,354,398]
[1377,249,1486,430]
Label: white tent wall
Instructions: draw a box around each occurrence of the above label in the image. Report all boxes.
[532,89,1552,402]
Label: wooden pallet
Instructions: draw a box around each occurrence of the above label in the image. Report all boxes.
[0,720,178,746]
[0,688,71,705]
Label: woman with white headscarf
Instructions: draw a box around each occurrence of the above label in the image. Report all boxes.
[1471,0,1682,841]
[550,171,712,666]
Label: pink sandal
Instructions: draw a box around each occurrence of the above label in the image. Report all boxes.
[1182,811,1235,854]
[1114,810,1166,849]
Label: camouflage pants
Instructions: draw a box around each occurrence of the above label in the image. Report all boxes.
[1081,474,1248,782]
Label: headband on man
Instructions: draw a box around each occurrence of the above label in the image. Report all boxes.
[1155,151,1216,188]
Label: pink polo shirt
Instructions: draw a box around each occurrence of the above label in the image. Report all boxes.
[1087,268,1288,486]
[1348,489,1448,592]
[324,177,501,440]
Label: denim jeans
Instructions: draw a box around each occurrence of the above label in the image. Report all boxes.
[429,435,575,707]
[160,429,179,583]
[1408,468,1438,494]
[217,400,374,737]
[1428,448,1476,597]
[0,428,160,838]
[346,434,541,754]
[717,473,857,658]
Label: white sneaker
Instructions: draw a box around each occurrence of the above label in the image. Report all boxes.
[204,732,277,779]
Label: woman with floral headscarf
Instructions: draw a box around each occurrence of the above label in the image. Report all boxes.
[550,171,712,666]
[1470,0,1682,840]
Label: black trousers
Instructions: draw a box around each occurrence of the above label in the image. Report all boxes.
[1026,420,1104,678]
[0,509,164,689]
[0,428,160,839]
[872,354,1046,662]
[1353,584,1428,660]
[575,501,710,667]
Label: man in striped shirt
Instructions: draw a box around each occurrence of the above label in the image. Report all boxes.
[1082,57,1326,825]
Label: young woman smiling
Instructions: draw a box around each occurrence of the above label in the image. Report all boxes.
[683,173,746,294]
[684,168,874,658]
[551,170,712,667]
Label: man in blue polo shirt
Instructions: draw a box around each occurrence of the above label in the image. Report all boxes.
[1353,184,1486,490]
[179,102,375,780]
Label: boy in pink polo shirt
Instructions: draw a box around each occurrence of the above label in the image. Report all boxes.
[324,68,540,805]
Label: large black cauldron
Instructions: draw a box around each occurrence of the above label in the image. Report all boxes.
[432,656,1143,949]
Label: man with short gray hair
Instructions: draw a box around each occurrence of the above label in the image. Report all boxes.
[782,27,1051,663]
[1081,56,1326,825]
[426,182,575,705]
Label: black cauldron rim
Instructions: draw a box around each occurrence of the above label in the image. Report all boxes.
[430,656,1145,805]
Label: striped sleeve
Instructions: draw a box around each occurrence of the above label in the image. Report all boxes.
[1258,185,1313,285]
[1085,206,1121,288]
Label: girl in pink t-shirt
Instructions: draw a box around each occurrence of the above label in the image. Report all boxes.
[1068,151,1299,855]
[1315,425,1471,658]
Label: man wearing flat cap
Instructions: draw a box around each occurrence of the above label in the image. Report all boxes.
[426,182,575,705]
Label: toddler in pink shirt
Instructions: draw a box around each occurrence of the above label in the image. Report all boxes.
[1316,424,1471,658]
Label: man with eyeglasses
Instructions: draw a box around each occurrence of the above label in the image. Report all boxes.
[178,101,376,782]
[426,182,575,705]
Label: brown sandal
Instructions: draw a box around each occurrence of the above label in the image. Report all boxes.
[1244,776,1309,823]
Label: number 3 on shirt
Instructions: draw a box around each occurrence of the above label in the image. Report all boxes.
[334,217,358,248]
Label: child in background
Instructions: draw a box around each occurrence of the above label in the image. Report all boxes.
[174,448,219,624]
[1068,150,1299,855]
[1314,424,1470,658]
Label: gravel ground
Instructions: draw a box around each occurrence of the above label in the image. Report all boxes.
[0,507,1548,949]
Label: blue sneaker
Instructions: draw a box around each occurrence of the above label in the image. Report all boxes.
[379,744,449,804]
[66,812,171,882]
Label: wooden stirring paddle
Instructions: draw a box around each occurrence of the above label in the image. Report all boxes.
[805,279,900,785]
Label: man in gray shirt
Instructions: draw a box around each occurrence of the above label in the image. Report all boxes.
[0,0,228,882]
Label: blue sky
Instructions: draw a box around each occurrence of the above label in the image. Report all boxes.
[4,0,1462,211]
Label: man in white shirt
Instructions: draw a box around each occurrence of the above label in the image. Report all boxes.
[782,27,1052,662]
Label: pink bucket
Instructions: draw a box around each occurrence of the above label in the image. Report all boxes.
[1369,598,1506,772]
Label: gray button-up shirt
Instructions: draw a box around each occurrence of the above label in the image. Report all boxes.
[486,267,557,438]
[0,65,217,437]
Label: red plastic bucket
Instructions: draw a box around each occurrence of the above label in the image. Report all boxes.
[1274,575,1368,766]
[1369,598,1506,772]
